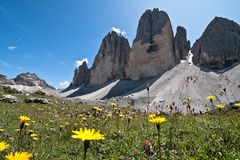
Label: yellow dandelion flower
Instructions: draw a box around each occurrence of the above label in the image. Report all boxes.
[216,104,225,109]
[9,137,14,141]
[24,123,30,126]
[30,134,38,138]
[19,116,30,124]
[32,137,38,141]
[111,102,117,107]
[72,128,105,141]
[206,95,216,101]
[0,141,9,151]
[234,102,240,108]
[149,113,156,119]
[106,114,112,117]
[59,125,64,129]
[5,152,32,160]
[127,116,133,120]
[0,129,4,132]
[149,117,166,125]
[119,114,125,118]
[93,106,102,111]
[28,130,34,134]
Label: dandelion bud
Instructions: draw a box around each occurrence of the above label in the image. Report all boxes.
[143,140,153,157]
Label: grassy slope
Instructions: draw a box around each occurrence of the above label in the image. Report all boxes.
[0,86,239,159]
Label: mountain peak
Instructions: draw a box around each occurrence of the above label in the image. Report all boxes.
[14,72,55,89]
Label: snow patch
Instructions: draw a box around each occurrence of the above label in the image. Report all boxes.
[187,50,193,65]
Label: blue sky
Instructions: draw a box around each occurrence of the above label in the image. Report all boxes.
[0,0,239,88]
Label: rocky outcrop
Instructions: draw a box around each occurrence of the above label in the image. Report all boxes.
[0,74,15,85]
[88,31,130,86]
[25,97,49,104]
[14,72,55,89]
[0,95,19,103]
[192,17,240,69]
[126,8,179,80]
[174,26,191,60]
[71,61,90,88]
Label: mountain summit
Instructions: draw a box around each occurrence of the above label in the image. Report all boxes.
[192,17,240,69]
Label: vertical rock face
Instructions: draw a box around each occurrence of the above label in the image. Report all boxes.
[174,26,191,60]
[126,8,178,80]
[71,61,90,88]
[88,31,130,86]
[192,17,240,69]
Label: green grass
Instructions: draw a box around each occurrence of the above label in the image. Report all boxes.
[0,87,240,159]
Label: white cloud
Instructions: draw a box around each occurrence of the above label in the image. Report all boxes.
[111,27,126,36]
[8,46,17,51]
[59,80,70,88]
[75,58,88,67]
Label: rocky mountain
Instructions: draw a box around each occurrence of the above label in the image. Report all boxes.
[174,26,191,60]
[192,17,240,69]
[68,9,191,88]
[68,61,90,89]
[0,74,15,85]
[88,31,130,86]
[126,8,179,80]
[13,72,55,89]
[66,9,239,108]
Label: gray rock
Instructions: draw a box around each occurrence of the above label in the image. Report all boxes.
[88,31,130,86]
[14,72,55,89]
[25,97,49,104]
[134,8,171,44]
[34,90,46,95]
[0,74,16,85]
[0,95,19,103]
[192,17,240,69]
[71,61,90,88]
[174,26,191,60]
[126,8,179,80]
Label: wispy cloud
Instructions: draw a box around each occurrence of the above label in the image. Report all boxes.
[60,61,66,65]
[111,27,126,36]
[17,66,24,70]
[75,58,88,67]
[8,46,17,51]
[59,80,70,88]
[0,60,11,69]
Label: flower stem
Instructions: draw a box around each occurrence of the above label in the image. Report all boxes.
[157,124,161,160]
[83,140,90,160]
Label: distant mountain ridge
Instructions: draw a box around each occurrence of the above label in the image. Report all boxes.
[0,72,55,89]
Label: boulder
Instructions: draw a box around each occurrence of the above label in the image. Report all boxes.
[174,26,191,60]
[126,8,179,80]
[192,17,240,69]
[25,97,49,104]
[0,95,19,103]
